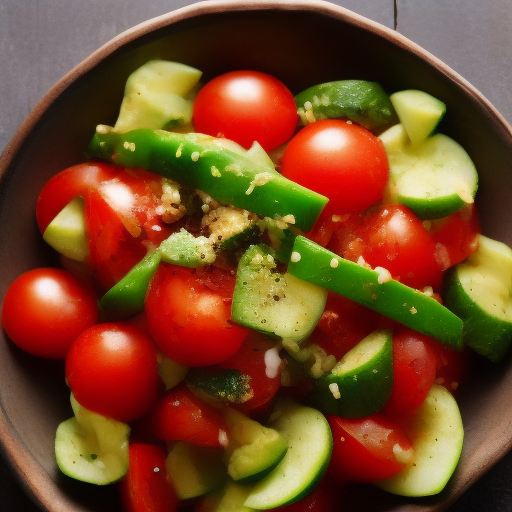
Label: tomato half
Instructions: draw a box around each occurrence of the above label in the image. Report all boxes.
[382,327,437,417]
[119,442,178,512]
[281,119,389,216]
[329,204,443,290]
[146,384,226,447]
[1,268,98,359]
[65,322,160,422]
[145,264,249,367]
[327,413,412,483]
[192,70,298,151]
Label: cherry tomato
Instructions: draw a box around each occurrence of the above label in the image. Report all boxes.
[65,322,160,422]
[119,443,178,512]
[145,263,250,367]
[1,268,98,359]
[383,327,437,417]
[281,119,389,216]
[329,204,443,290]
[192,70,298,151]
[327,413,412,483]
[146,383,226,447]
[430,203,481,270]
[429,340,471,394]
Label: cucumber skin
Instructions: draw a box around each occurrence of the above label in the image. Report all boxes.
[288,236,463,349]
[443,268,512,362]
[295,80,398,132]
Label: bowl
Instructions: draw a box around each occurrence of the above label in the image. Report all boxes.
[2,1,512,511]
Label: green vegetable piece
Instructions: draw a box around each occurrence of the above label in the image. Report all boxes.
[314,329,393,418]
[287,236,463,348]
[443,235,512,362]
[197,479,255,512]
[159,228,216,267]
[86,129,328,232]
[99,250,161,320]
[232,244,328,343]
[294,80,398,132]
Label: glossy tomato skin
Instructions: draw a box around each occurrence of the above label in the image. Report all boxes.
[146,383,226,448]
[119,442,178,512]
[327,413,412,483]
[329,204,443,291]
[281,119,389,216]
[65,322,160,423]
[1,268,98,359]
[145,263,249,367]
[192,70,298,151]
[383,327,437,417]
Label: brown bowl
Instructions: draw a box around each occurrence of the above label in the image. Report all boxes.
[2,1,512,511]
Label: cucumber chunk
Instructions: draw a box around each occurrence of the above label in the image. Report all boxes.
[288,236,463,348]
[376,384,463,497]
[114,60,202,132]
[165,441,226,500]
[244,400,332,509]
[386,133,478,220]
[390,89,446,143]
[55,394,130,485]
[315,329,393,417]
[43,196,89,262]
[223,408,288,483]
[231,244,328,343]
[159,228,216,267]
[197,479,255,512]
[443,234,512,362]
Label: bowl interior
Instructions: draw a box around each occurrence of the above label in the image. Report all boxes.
[2,1,512,511]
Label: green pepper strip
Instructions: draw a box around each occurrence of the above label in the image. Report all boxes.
[287,236,463,349]
[87,129,328,232]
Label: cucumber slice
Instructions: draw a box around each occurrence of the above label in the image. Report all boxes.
[244,400,332,509]
[315,329,393,418]
[159,228,216,267]
[387,133,478,220]
[378,123,409,153]
[295,80,398,132]
[443,235,512,362]
[390,89,446,143]
[55,394,130,485]
[232,244,328,343]
[165,441,226,500]
[43,196,89,262]
[376,384,463,497]
[287,236,463,349]
[223,408,288,484]
[197,479,255,512]
[114,60,202,132]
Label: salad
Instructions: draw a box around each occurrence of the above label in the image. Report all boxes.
[2,59,512,512]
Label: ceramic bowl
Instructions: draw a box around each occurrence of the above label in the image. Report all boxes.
[2,1,512,511]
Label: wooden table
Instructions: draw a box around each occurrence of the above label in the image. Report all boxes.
[1,1,512,510]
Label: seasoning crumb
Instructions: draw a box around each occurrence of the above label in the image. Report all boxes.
[330,258,339,268]
[290,251,301,263]
[329,383,341,399]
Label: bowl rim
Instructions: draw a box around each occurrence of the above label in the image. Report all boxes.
[2,1,512,511]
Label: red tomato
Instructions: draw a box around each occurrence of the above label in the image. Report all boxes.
[146,384,226,447]
[119,443,178,512]
[65,322,160,422]
[329,204,443,290]
[430,203,481,270]
[281,119,389,216]
[429,340,471,394]
[145,264,249,367]
[383,327,437,417]
[215,332,283,416]
[1,268,98,359]
[327,413,412,483]
[192,70,298,151]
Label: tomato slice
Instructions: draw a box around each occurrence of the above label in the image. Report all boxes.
[119,442,178,512]
[146,384,227,448]
[327,413,412,483]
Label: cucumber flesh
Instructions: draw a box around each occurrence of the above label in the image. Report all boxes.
[55,394,130,485]
[232,244,328,343]
[244,400,332,509]
[315,329,393,417]
[390,89,446,143]
[376,384,463,497]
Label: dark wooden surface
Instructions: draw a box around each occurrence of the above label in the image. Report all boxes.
[2,1,512,510]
